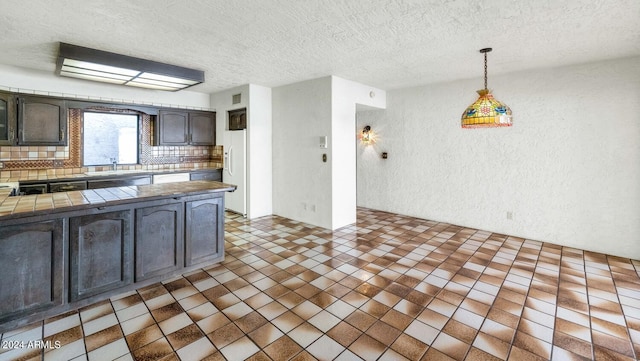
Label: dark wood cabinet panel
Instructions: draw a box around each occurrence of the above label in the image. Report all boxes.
[0,92,16,145]
[69,210,132,301]
[87,176,152,189]
[135,203,183,281]
[190,169,222,181]
[157,110,188,145]
[189,112,215,145]
[155,109,215,146]
[185,196,224,266]
[18,96,67,146]
[0,220,63,322]
[228,108,246,130]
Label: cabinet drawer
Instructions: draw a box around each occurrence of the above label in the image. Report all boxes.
[88,176,151,189]
[190,169,222,181]
[49,181,87,193]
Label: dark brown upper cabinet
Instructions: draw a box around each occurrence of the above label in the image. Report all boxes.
[18,96,67,146]
[155,109,215,146]
[228,108,246,130]
[0,92,17,145]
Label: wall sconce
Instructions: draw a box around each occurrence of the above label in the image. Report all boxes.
[360,125,376,145]
[56,43,204,91]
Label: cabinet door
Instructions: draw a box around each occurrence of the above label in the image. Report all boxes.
[135,203,183,281]
[70,210,132,301]
[228,108,246,130]
[157,110,188,145]
[185,196,224,266]
[0,220,63,322]
[189,111,215,145]
[18,96,67,145]
[0,92,16,145]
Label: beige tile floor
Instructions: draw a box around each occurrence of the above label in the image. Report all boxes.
[1,208,639,361]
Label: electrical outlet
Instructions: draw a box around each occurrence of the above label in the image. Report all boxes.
[506,211,513,220]
[53,160,64,168]
[0,162,3,169]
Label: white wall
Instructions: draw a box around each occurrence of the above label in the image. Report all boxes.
[247,84,273,219]
[273,76,385,230]
[331,77,386,229]
[0,64,210,109]
[273,77,333,228]
[356,57,640,260]
[211,84,273,219]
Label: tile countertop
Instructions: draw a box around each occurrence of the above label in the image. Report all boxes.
[0,167,223,183]
[0,180,236,220]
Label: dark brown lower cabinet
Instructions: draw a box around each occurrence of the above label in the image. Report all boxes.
[135,202,183,281]
[0,191,226,332]
[0,220,63,323]
[185,196,224,266]
[69,210,133,302]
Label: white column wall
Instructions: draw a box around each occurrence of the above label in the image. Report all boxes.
[331,77,386,229]
[247,84,273,219]
[272,77,333,229]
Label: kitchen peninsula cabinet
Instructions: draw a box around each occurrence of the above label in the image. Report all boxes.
[135,202,183,281]
[155,109,215,146]
[18,96,67,146]
[0,181,235,332]
[185,196,223,266]
[0,220,64,322]
[69,209,133,302]
[0,92,17,145]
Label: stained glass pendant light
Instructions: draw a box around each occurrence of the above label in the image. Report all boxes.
[461,48,512,128]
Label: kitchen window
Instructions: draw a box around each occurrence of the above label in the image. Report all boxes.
[83,111,139,166]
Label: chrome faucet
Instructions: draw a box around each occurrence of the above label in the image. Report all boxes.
[110,157,117,171]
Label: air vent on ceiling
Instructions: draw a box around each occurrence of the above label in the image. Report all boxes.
[232,93,241,104]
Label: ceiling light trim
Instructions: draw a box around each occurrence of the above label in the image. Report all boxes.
[55,42,204,91]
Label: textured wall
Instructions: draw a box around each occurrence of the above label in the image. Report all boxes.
[273,77,333,229]
[356,57,640,259]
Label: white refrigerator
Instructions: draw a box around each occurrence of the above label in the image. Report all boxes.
[223,129,247,216]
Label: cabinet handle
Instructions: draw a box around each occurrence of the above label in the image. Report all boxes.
[60,129,64,141]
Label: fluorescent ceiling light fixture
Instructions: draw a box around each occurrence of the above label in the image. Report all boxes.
[56,42,204,91]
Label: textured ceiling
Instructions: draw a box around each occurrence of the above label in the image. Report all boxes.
[0,0,638,94]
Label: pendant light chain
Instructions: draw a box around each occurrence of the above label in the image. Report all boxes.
[484,51,488,90]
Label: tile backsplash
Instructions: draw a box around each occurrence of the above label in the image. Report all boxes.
[0,109,222,180]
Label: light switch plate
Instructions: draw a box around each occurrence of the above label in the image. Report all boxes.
[319,136,328,149]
